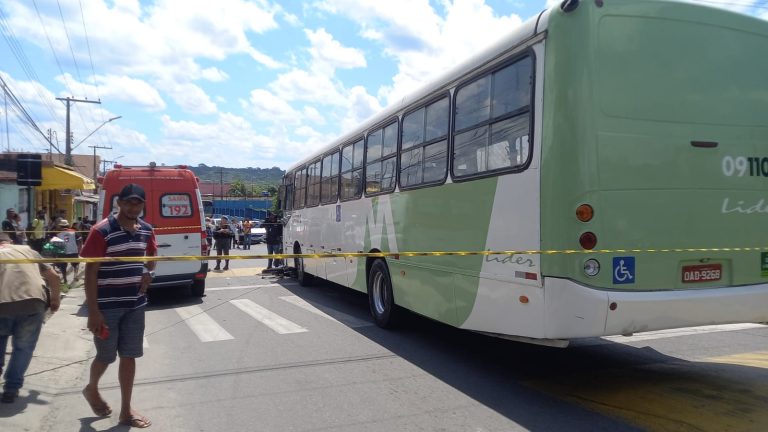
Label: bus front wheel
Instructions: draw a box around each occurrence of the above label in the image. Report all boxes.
[368,260,398,328]
[294,255,314,286]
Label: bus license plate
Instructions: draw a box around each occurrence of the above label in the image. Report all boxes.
[682,264,722,283]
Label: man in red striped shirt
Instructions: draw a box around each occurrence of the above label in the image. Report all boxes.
[80,183,156,429]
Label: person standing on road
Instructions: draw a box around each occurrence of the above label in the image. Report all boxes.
[79,183,156,429]
[213,216,233,271]
[264,212,283,270]
[2,208,21,245]
[29,209,47,252]
[54,220,82,285]
[0,232,61,403]
[242,218,252,250]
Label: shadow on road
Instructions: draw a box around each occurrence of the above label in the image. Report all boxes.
[279,277,768,431]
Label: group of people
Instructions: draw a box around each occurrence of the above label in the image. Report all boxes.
[2,207,89,285]
[2,189,287,428]
[206,213,283,271]
[1,184,154,427]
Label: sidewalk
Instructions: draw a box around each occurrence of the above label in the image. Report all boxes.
[0,286,93,432]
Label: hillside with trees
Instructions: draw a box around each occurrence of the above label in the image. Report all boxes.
[190,164,284,197]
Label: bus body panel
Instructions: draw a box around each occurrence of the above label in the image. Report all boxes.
[540,0,768,293]
[283,0,768,341]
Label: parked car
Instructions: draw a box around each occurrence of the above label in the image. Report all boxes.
[250,226,266,244]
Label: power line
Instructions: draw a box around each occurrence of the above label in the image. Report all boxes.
[56,0,85,88]
[32,0,97,150]
[0,6,62,123]
[77,0,111,149]
[0,74,59,152]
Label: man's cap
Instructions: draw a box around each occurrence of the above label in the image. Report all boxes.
[57,219,70,227]
[6,208,15,215]
[221,216,228,220]
[118,183,146,202]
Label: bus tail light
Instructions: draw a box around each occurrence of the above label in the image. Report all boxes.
[579,232,597,250]
[576,204,593,222]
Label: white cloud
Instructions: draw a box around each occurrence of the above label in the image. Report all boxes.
[269,69,346,105]
[242,89,301,123]
[159,81,217,115]
[201,67,229,82]
[305,28,367,76]
[302,106,326,125]
[57,73,167,112]
[315,0,523,106]
[341,85,382,133]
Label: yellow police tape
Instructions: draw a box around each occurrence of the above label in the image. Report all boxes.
[1,247,766,264]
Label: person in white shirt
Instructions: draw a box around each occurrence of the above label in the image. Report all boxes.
[54,220,82,284]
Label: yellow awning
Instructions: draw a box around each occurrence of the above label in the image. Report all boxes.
[39,166,95,190]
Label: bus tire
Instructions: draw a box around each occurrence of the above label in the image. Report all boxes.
[191,279,205,297]
[295,256,314,286]
[368,260,398,328]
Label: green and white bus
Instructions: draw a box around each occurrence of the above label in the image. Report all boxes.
[279,0,768,346]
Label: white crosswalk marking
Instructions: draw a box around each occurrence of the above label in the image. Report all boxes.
[143,337,149,349]
[279,295,371,328]
[230,299,307,334]
[175,305,235,342]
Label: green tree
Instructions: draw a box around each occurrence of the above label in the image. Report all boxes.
[229,179,247,197]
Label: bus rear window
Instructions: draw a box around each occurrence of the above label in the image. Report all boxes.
[161,194,193,217]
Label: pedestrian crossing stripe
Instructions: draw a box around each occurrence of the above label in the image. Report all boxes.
[175,305,235,342]
[230,299,308,334]
[279,295,371,328]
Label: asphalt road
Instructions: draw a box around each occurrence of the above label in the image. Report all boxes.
[3,246,767,431]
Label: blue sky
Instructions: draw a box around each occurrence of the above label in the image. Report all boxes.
[1,0,766,170]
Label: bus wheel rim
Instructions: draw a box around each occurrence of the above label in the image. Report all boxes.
[373,272,386,315]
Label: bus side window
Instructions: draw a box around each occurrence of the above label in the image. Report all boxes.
[400,97,449,188]
[452,56,532,179]
[341,139,364,201]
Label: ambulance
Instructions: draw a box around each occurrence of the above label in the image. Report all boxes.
[98,163,209,296]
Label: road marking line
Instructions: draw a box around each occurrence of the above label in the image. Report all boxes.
[230,299,308,334]
[602,323,765,343]
[705,351,768,369]
[279,295,371,328]
[143,337,149,349]
[175,305,235,342]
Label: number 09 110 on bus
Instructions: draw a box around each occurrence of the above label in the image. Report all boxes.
[277,0,768,347]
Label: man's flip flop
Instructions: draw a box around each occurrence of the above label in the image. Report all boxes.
[119,415,152,428]
[81,388,112,417]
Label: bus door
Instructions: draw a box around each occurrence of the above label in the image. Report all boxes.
[323,205,347,285]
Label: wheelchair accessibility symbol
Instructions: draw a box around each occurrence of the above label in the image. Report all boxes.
[612,257,635,284]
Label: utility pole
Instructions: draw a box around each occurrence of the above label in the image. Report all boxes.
[89,144,111,189]
[219,167,225,201]
[56,97,100,166]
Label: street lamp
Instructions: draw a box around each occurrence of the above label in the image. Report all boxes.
[72,116,122,150]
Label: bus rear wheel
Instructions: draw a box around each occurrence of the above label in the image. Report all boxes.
[368,260,398,328]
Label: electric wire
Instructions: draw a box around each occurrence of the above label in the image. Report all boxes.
[32,0,98,152]
[0,6,62,124]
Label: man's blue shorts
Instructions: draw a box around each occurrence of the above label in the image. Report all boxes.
[93,307,145,364]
